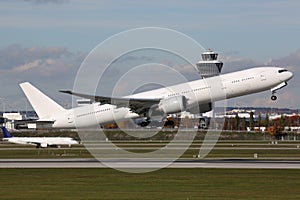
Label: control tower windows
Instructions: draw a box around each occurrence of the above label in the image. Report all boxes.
[201,53,218,61]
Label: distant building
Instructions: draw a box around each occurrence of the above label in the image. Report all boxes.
[3,112,23,121]
[2,112,23,130]
[216,109,256,119]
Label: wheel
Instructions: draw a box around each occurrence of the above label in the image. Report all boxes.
[271,95,277,101]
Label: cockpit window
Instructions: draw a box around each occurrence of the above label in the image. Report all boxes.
[278,69,288,73]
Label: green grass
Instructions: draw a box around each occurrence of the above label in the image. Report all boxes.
[0,147,92,158]
[2,142,300,159]
[0,168,300,199]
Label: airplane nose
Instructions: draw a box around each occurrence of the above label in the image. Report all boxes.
[286,71,294,81]
[278,69,293,82]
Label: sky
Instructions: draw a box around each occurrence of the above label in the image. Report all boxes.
[0,0,300,111]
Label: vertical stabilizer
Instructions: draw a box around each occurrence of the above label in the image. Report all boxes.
[19,82,66,120]
[1,126,12,138]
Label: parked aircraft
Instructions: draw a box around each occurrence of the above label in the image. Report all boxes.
[61,67,293,125]
[1,126,78,148]
[19,82,139,129]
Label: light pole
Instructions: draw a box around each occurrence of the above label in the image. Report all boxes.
[0,98,5,113]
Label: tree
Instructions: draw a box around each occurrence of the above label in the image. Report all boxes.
[229,118,234,131]
[287,117,291,131]
[265,113,269,129]
[223,118,228,130]
[268,125,283,139]
[249,111,254,131]
[242,117,247,131]
[234,113,240,130]
[258,114,262,129]
[280,115,285,130]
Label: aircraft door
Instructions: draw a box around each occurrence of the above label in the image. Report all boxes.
[260,71,266,81]
[67,112,74,124]
[221,79,231,97]
[221,79,227,91]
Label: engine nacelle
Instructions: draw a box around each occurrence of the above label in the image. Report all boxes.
[40,143,48,148]
[158,96,187,114]
[188,103,212,114]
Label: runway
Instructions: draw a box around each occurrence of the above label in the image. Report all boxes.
[1,158,300,169]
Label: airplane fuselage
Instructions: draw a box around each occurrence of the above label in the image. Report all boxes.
[127,67,293,110]
[3,137,78,148]
[53,103,138,128]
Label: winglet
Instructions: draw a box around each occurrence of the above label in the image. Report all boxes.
[1,126,12,138]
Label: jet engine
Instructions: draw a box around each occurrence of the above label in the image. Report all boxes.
[188,102,212,114]
[158,96,187,114]
[38,143,48,148]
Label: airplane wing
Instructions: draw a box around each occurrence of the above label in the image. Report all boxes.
[26,141,42,146]
[60,90,161,115]
[27,142,48,148]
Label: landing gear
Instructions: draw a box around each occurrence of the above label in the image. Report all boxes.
[270,81,288,102]
[140,118,151,127]
[271,91,277,101]
[271,95,277,101]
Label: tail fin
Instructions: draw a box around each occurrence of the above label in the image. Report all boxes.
[1,126,12,138]
[19,82,66,120]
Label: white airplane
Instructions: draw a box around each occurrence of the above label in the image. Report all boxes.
[60,67,293,125]
[1,126,78,148]
[19,82,139,129]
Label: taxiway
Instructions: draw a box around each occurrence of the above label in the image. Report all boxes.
[1,158,300,169]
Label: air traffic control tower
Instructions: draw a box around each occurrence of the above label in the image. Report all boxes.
[196,49,223,78]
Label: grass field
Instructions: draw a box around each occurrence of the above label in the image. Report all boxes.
[1,140,300,159]
[0,168,300,199]
[1,131,300,199]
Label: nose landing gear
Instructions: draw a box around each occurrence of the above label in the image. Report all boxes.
[271,90,278,101]
[270,81,288,101]
[271,95,277,101]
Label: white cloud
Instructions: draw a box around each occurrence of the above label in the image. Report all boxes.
[0,44,86,110]
[219,55,258,73]
[12,59,42,73]
[23,0,68,5]
[269,49,300,67]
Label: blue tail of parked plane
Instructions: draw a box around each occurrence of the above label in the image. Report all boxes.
[1,126,12,138]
